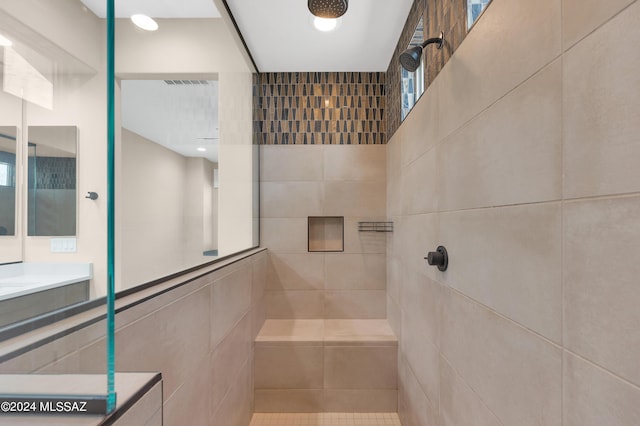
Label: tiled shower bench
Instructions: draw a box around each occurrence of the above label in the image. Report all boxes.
[254,319,398,413]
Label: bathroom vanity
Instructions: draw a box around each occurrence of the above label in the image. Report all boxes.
[0,263,91,328]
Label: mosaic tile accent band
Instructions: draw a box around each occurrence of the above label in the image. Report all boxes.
[28,157,76,190]
[255,72,386,145]
[387,0,468,139]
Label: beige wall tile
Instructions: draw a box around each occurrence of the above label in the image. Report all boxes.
[439,203,562,342]
[387,256,402,305]
[343,217,387,254]
[324,346,397,389]
[211,266,252,348]
[324,253,386,290]
[386,163,404,218]
[324,145,386,182]
[254,345,323,389]
[252,297,267,341]
[441,289,562,425]
[563,2,640,198]
[211,357,253,426]
[324,389,397,412]
[400,81,441,168]
[401,310,439,408]
[252,251,268,305]
[563,352,640,426]
[436,0,561,139]
[401,148,438,215]
[438,60,562,211]
[265,290,324,319]
[114,287,211,399]
[260,145,323,182]
[323,181,386,217]
[256,319,324,344]
[398,357,439,426]
[260,181,324,218]
[564,196,640,384]
[324,290,386,319]
[164,363,212,426]
[114,382,163,426]
[323,319,396,343]
[563,0,635,50]
[387,296,402,342]
[260,219,308,253]
[254,389,324,413]
[400,270,441,347]
[211,313,252,411]
[440,357,502,426]
[394,213,439,283]
[267,253,325,290]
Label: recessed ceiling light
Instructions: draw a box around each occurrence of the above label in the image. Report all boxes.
[314,17,337,32]
[0,33,13,47]
[131,14,158,31]
[197,147,207,152]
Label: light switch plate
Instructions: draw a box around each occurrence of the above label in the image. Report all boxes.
[50,238,77,253]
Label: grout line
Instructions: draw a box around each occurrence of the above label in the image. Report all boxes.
[562,0,638,53]
[438,352,506,426]
[560,27,566,423]
[448,287,563,350]
[563,349,640,392]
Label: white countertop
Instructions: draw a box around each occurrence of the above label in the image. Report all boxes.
[0,263,92,302]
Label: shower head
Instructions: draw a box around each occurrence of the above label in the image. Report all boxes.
[308,0,348,19]
[399,31,444,72]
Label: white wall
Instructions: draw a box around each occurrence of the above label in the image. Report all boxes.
[217,71,255,257]
[120,129,187,289]
[115,18,253,77]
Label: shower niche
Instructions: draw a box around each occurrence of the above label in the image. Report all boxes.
[308,216,344,252]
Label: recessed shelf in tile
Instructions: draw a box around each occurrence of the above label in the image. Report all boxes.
[308,216,344,252]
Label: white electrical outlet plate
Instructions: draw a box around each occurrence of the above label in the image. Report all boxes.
[50,238,77,253]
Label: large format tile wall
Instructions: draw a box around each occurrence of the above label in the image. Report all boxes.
[260,144,387,319]
[387,0,640,424]
[0,250,267,426]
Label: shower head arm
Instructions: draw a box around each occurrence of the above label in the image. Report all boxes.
[421,31,444,50]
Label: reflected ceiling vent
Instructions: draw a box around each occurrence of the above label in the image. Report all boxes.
[164,80,210,85]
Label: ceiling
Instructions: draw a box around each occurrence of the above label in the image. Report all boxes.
[80,0,413,72]
[226,0,413,72]
[79,0,220,18]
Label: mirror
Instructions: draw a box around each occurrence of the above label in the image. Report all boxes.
[27,126,77,236]
[0,127,17,236]
[119,79,221,288]
[401,17,425,121]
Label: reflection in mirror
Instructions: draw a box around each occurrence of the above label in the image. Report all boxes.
[0,127,17,236]
[119,80,220,288]
[401,17,425,121]
[27,126,77,236]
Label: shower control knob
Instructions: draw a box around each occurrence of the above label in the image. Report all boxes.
[425,246,448,271]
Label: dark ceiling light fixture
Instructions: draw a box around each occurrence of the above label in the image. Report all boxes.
[308,0,348,18]
[399,31,444,72]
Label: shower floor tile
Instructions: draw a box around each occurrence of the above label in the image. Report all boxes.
[249,412,402,426]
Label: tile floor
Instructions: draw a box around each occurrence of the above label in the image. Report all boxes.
[249,413,402,426]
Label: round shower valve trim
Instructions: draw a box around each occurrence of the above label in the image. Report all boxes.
[425,246,448,271]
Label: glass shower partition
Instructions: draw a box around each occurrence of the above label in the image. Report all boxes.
[0,0,115,416]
